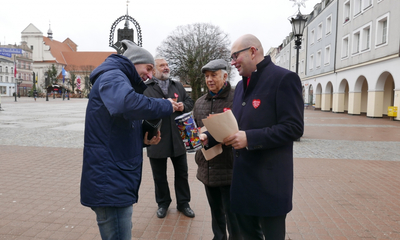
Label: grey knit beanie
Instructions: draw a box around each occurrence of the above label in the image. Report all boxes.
[121,40,155,66]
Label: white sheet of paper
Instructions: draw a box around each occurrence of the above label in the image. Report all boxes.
[202,110,239,142]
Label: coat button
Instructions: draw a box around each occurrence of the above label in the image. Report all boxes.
[235,152,239,157]
[242,102,246,106]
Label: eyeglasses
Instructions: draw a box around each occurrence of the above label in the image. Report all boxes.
[230,47,251,61]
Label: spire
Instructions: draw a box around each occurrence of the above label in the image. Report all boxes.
[124,0,130,28]
[47,21,53,40]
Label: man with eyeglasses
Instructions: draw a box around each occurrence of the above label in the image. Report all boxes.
[224,34,304,239]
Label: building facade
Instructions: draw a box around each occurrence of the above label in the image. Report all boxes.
[21,23,115,96]
[272,0,399,120]
[0,42,33,96]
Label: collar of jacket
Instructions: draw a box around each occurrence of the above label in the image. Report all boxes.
[205,81,232,100]
[242,55,271,93]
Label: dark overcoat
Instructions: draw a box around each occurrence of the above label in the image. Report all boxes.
[143,78,194,158]
[230,56,304,217]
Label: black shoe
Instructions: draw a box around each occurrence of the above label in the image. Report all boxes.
[177,206,195,218]
[156,207,168,218]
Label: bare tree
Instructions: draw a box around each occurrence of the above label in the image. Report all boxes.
[67,65,78,93]
[156,23,231,101]
[81,65,95,97]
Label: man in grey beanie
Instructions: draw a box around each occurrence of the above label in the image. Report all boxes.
[81,40,179,240]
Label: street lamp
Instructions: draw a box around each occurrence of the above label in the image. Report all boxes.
[290,11,307,142]
[44,72,49,101]
[14,79,23,101]
[17,79,22,98]
[52,78,56,99]
[289,11,308,75]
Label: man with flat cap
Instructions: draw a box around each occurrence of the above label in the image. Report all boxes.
[80,40,178,240]
[193,59,241,240]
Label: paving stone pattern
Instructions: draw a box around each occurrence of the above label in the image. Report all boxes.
[0,97,399,239]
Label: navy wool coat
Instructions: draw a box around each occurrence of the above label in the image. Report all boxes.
[230,56,304,217]
[80,54,173,208]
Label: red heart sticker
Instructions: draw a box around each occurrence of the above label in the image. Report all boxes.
[223,108,230,112]
[252,99,261,109]
[174,93,179,98]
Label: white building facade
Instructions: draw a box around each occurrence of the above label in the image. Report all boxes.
[273,0,399,120]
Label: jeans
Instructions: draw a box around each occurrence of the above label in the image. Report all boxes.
[91,206,133,240]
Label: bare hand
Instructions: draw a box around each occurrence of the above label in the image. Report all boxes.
[176,102,184,112]
[144,131,161,145]
[223,131,247,149]
[167,98,179,112]
[199,133,208,146]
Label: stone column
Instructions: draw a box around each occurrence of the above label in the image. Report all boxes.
[348,92,361,115]
[321,93,331,112]
[332,92,345,113]
[394,90,400,121]
[367,91,384,118]
[314,94,321,109]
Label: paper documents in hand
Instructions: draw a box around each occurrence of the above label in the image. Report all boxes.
[202,110,239,143]
[199,126,222,161]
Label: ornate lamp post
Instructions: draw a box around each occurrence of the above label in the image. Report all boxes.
[289,7,307,142]
[109,1,143,53]
[44,71,49,101]
[289,11,308,75]
[17,79,22,98]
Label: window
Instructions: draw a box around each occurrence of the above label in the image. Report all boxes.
[310,29,315,45]
[316,50,321,68]
[309,55,314,70]
[0,66,2,72]
[0,76,2,82]
[363,0,372,10]
[325,46,331,65]
[300,60,305,74]
[376,13,389,47]
[342,36,349,58]
[326,15,332,35]
[352,31,360,54]
[344,0,351,23]
[362,25,371,51]
[317,23,323,41]
[6,76,9,82]
[354,0,362,16]
[5,67,8,73]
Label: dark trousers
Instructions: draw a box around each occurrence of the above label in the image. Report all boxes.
[149,154,191,209]
[205,185,241,240]
[236,214,286,240]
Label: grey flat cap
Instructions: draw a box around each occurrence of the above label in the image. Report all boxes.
[121,40,155,66]
[201,59,228,73]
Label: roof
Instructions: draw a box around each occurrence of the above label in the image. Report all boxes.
[42,36,115,72]
[43,36,74,65]
[62,52,114,71]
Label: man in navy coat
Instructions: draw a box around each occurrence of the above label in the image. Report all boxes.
[223,34,304,239]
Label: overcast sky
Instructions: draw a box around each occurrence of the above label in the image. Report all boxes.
[1,0,320,82]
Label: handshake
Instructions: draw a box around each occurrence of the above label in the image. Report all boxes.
[167,98,184,112]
